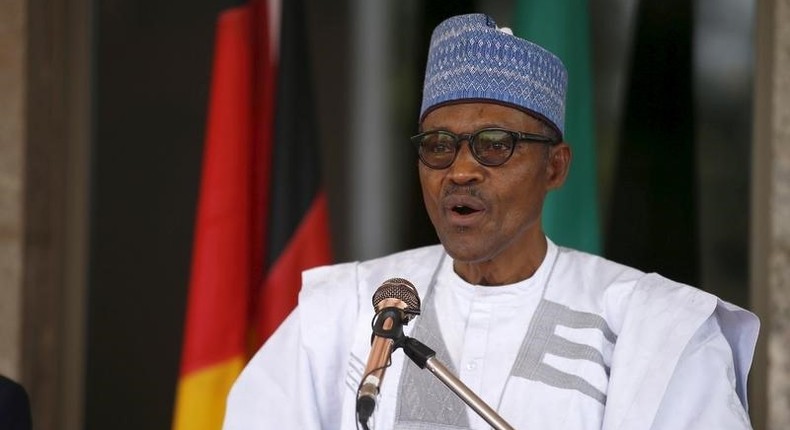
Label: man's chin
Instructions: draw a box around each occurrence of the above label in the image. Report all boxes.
[438,239,492,264]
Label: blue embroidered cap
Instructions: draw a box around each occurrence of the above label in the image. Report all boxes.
[420,14,568,136]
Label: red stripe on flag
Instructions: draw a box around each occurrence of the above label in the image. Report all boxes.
[179,6,255,376]
[256,192,332,342]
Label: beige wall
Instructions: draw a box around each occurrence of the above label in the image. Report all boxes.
[0,0,26,381]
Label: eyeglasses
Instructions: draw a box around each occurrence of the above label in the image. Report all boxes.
[411,127,557,169]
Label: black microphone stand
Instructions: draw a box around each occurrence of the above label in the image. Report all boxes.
[395,336,515,430]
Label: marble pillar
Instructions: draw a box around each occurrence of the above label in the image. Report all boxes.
[753,0,790,429]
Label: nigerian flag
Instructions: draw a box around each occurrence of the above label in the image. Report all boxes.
[514,1,601,254]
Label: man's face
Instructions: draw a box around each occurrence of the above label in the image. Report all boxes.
[418,102,569,267]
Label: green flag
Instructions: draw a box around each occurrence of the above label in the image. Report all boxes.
[514,1,601,254]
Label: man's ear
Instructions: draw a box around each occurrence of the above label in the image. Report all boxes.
[546,142,571,190]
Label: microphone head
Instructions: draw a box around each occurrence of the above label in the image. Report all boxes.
[372,278,421,322]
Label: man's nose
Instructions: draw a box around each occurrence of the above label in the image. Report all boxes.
[447,142,484,184]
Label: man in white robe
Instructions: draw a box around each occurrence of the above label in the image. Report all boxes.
[223,13,759,430]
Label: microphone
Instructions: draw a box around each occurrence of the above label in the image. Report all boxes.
[356,278,421,427]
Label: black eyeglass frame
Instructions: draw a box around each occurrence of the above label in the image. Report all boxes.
[411,127,558,169]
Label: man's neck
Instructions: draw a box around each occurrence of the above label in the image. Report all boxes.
[452,236,548,286]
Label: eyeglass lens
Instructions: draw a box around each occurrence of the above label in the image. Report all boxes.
[417,129,515,168]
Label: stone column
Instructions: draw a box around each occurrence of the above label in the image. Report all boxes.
[0,0,90,429]
[752,0,790,429]
[0,0,27,383]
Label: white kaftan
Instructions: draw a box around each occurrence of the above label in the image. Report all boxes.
[223,240,758,430]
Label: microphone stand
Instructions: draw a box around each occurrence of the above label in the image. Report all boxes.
[396,336,515,430]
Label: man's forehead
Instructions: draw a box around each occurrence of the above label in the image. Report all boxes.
[420,102,542,130]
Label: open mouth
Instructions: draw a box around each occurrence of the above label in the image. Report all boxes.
[452,205,479,216]
[443,194,485,224]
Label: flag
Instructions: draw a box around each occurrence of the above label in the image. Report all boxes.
[514,1,601,254]
[255,0,332,342]
[172,0,332,428]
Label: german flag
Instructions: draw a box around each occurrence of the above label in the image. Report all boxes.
[172,0,332,428]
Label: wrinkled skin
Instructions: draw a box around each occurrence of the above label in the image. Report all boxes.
[418,102,571,286]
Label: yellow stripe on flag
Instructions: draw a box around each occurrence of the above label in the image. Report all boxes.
[172,356,246,430]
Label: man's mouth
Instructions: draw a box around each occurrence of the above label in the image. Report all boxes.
[452,205,480,216]
[443,195,486,226]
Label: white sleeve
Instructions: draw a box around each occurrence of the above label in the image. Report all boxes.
[222,307,322,429]
[649,314,753,430]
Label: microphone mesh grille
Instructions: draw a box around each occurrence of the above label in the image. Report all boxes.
[372,278,421,320]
